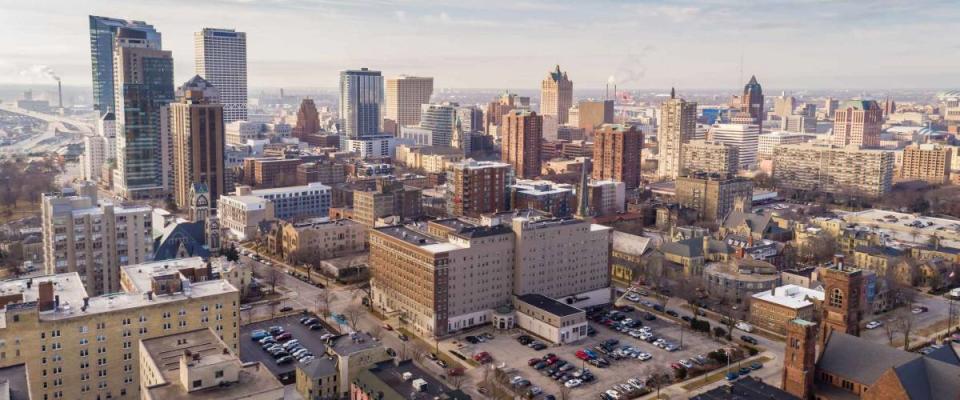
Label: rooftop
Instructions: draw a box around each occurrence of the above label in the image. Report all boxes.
[516,293,583,317]
[690,376,799,400]
[0,364,29,400]
[752,284,824,309]
[328,331,383,356]
[353,360,470,400]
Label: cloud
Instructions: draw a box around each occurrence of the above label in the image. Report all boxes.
[394,10,406,21]
[419,11,499,27]
[19,65,60,82]
[632,5,702,22]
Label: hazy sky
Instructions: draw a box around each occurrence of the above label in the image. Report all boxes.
[2,0,959,90]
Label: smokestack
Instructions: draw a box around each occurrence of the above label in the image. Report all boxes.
[57,80,63,109]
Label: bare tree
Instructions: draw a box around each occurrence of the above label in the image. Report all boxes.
[344,304,363,332]
[315,290,332,318]
[883,316,901,346]
[643,364,672,399]
[449,371,466,390]
[266,267,284,294]
[268,300,279,319]
[676,276,704,319]
[369,324,385,341]
[556,380,573,400]
[894,307,916,351]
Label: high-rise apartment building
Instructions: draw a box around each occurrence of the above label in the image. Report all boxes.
[501,110,543,179]
[0,257,240,400]
[194,28,247,123]
[352,178,422,226]
[899,144,952,185]
[445,160,510,217]
[484,92,530,134]
[339,68,384,138]
[708,123,759,170]
[772,143,894,197]
[823,97,839,119]
[418,102,458,147]
[540,65,574,124]
[675,172,754,222]
[89,16,160,116]
[832,100,882,148]
[757,131,814,160]
[681,140,739,177]
[234,183,331,221]
[657,90,698,180]
[592,124,642,189]
[385,76,433,129]
[42,190,153,295]
[456,105,484,133]
[169,76,225,210]
[112,27,175,200]
[574,100,614,131]
[292,98,320,139]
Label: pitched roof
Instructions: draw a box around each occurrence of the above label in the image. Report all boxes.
[691,376,798,400]
[893,356,960,400]
[722,210,772,235]
[662,236,703,258]
[153,221,209,261]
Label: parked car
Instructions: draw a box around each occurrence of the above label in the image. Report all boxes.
[865,321,883,329]
[735,322,754,332]
[276,355,294,364]
[740,335,759,345]
[250,330,269,341]
[397,334,409,341]
[564,379,582,388]
[275,332,293,342]
[279,306,293,312]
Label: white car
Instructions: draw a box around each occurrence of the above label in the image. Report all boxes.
[564,379,582,388]
[605,389,622,399]
[679,359,694,369]
[640,326,652,333]
[510,376,523,385]
[626,294,641,302]
[735,322,754,332]
[865,321,883,329]
[637,352,652,361]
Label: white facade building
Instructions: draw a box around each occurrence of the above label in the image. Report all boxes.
[709,123,759,170]
[345,135,396,159]
[194,28,247,123]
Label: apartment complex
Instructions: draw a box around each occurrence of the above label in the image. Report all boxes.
[675,173,753,222]
[540,65,574,124]
[573,100,614,131]
[708,123,759,170]
[0,257,239,400]
[772,144,894,197]
[899,144,952,185]
[339,68,384,138]
[169,76,226,210]
[232,183,330,221]
[832,100,882,148]
[501,110,543,179]
[296,161,347,186]
[445,160,510,218]
[657,92,698,180]
[395,145,464,173]
[757,131,814,160]
[42,191,153,295]
[193,28,247,123]
[592,124,642,189]
[217,191,275,240]
[585,180,627,217]
[681,140,739,177]
[352,178,422,227]
[272,218,368,260]
[140,328,282,399]
[241,157,301,188]
[509,179,575,218]
[417,102,458,147]
[384,76,434,129]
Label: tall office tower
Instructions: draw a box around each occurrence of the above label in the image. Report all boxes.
[773,93,796,118]
[883,97,896,116]
[42,190,153,295]
[832,100,882,148]
[385,75,433,130]
[681,140,739,177]
[899,144,952,185]
[540,65,574,124]
[740,75,764,127]
[339,68,384,138]
[419,102,458,147]
[194,28,247,123]
[708,123,759,170]
[501,110,543,179]
[592,124,642,189]
[88,16,160,116]
[456,105,484,132]
[292,98,320,139]
[484,92,530,134]
[445,160,511,217]
[772,143,894,197]
[112,27,175,200]
[575,100,614,131]
[657,89,698,180]
[170,76,225,210]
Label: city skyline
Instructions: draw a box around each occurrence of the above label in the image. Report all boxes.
[2,0,959,90]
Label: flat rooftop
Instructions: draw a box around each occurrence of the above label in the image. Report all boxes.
[752,284,824,309]
[353,360,466,400]
[517,293,583,317]
[0,364,29,400]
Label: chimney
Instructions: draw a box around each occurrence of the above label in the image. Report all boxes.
[37,281,54,312]
[82,297,89,311]
[54,295,60,310]
[833,254,845,270]
[57,80,63,109]
[26,279,32,289]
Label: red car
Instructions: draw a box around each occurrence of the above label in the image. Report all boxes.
[670,363,684,370]
[382,323,393,331]
[528,358,541,366]
[575,350,590,361]
[473,352,492,363]
[275,332,293,342]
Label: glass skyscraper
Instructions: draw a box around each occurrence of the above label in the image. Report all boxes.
[339,68,384,138]
[88,15,161,116]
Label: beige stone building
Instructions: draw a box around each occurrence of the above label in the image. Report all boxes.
[274,218,367,260]
[42,191,153,295]
[395,144,464,173]
[675,173,753,222]
[0,256,239,400]
[772,144,894,197]
[139,328,283,399]
[384,76,434,131]
[540,65,573,124]
[217,191,275,240]
[513,294,588,344]
[657,92,698,180]
[899,144,952,185]
[352,178,422,227]
[681,140,739,177]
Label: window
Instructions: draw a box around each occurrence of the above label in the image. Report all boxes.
[830,288,844,308]
[215,370,223,378]
[193,380,203,388]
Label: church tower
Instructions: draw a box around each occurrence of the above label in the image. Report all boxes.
[782,319,817,400]
[205,215,221,257]
[189,183,210,222]
[819,255,864,346]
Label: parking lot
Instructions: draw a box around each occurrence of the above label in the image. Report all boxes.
[239,313,334,382]
[462,304,736,399]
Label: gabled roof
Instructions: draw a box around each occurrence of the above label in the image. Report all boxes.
[722,210,772,235]
[153,221,209,261]
[662,236,703,258]
[893,356,960,400]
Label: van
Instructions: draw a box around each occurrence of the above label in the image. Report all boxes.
[735,322,753,332]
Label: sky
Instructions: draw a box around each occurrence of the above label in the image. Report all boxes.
[2,0,959,91]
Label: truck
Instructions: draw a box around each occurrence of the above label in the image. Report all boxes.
[411,378,428,392]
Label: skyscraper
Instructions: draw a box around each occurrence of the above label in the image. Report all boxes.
[575,100,614,131]
[419,102,458,147]
[484,92,530,135]
[592,124,642,189]
[540,65,574,124]
[88,15,160,116]
[740,75,764,127]
[708,123,759,170]
[832,100,882,148]
[339,68,384,138]
[657,89,698,180]
[292,98,320,139]
[112,27,175,200]
[170,76,225,210]
[385,75,433,129]
[194,28,247,123]
[501,110,543,179]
